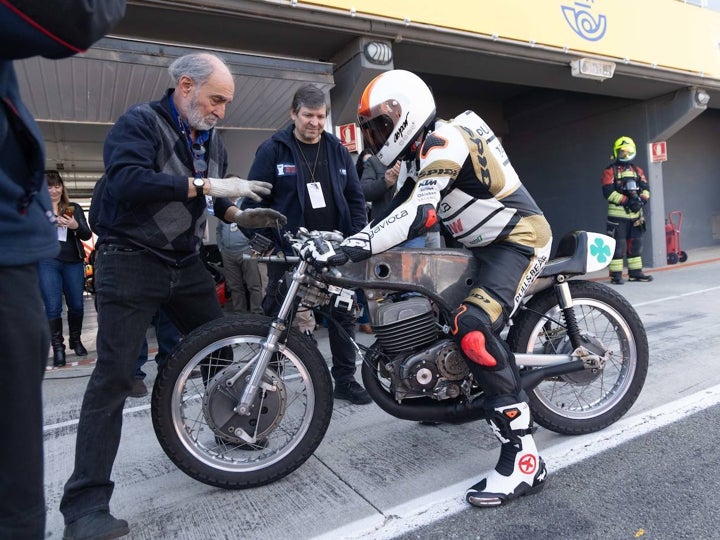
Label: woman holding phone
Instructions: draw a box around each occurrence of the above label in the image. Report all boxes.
[39,170,92,366]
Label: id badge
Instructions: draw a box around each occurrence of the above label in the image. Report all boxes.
[307,182,326,209]
[57,226,68,242]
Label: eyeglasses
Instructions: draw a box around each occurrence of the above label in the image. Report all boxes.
[191,143,208,177]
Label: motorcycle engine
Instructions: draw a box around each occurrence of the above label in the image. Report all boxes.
[373,297,470,401]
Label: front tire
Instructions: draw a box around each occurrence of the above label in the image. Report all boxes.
[151,316,333,489]
[507,280,648,435]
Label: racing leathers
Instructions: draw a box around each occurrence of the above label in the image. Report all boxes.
[601,162,651,282]
[342,110,552,504]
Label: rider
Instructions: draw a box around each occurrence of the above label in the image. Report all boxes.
[300,69,552,507]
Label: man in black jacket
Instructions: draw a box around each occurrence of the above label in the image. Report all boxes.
[59,52,284,539]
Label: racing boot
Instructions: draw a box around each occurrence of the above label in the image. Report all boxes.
[466,401,547,507]
[68,313,88,356]
[628,269,653,282]
[49,318,66,367]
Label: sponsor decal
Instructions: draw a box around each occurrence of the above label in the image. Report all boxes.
[447,219,463,234]
[370,209,409,237]
[276,163,297,176]
[518,453,538,474]
[514,254,548,304]
[393,112,410,143]
[418,168,456,179]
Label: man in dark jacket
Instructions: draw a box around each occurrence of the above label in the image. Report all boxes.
[59,52,285,539]
[0,3,126,538]
[241,84,371,404]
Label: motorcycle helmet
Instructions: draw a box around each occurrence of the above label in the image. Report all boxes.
[613,136,637,162]
[357,70,436,166]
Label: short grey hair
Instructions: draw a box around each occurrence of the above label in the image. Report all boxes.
[291,84,329,114]
[168,53,225,86]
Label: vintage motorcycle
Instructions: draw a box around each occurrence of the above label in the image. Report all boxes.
[151,228,648,489]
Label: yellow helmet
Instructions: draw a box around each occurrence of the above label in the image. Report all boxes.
[613,136,636,162]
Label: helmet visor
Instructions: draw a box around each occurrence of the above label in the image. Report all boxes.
[359,114,395,154]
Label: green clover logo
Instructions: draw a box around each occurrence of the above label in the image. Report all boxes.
[590,237,612,263]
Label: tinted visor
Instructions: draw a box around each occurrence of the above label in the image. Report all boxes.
[359,114,395,154]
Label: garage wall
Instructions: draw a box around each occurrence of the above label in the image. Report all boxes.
[662,109,720,249]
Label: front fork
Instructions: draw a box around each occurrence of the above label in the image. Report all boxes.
[225,260,310,416]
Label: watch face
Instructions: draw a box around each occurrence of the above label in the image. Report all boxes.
[194,178,204,187]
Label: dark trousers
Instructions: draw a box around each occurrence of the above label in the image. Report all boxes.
[0,265,49,539]
[60,246,224,524]
[263,262,358,385]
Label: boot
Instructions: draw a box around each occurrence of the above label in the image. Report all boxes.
[68,313,88,356]
[49,318,66,367]
[466,401,547,507]
[628,270,653,282]
[610,271,624,285]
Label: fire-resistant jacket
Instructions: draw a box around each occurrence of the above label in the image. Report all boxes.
[601,162,650,220]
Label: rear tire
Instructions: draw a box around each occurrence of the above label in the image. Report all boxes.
[507,280,648,435]
[151,316,333,489]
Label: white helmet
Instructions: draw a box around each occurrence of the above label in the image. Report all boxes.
[357,70,436,166]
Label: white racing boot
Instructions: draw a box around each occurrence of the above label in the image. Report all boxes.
[466,401,547,507]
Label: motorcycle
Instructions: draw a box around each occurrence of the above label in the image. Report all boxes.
[151,228,648,489]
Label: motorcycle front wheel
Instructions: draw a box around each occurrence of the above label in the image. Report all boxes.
[151,316,334,489]
[507,280,649,435]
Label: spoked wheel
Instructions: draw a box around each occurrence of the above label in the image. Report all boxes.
[151,317,333,489]
[507,280,649,435]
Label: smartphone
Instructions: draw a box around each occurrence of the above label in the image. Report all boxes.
[64,206,75,218]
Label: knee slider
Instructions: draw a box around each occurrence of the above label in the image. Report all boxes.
[452,304,503,368]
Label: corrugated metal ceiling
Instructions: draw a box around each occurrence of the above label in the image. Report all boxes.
[14,37,334,182]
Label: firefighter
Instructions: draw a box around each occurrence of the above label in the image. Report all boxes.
[602,136,653,284]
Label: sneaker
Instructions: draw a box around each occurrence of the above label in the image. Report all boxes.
[334,381,372,405]
[303,330,317,345]
[129,379,148,398]
[63,510,129,540]
[628,272,654,282]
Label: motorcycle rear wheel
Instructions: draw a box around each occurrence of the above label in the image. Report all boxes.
[507,280,649,435]
[151,316,333,489]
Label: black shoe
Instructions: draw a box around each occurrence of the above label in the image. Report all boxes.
[334,381,372,405]
[70,340,88,357]
[628,272,654,282]
[63,511,129,540]
[609,271,624,285]
[129,379,148,398]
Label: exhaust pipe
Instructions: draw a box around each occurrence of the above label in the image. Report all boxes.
[362,359,586,424]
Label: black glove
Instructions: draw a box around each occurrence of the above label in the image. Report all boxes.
[627,196,644,213]
[300,237,349,270]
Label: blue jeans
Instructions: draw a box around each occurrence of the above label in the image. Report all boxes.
[37,258,85,319]
[0,265,48,539]
[135,308,182,379]
[60,245,224,524]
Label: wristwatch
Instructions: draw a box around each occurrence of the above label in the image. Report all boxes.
[193,177,205,198]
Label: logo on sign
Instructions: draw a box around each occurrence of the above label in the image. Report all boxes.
[650,141,667,163]
[561,1,607,42]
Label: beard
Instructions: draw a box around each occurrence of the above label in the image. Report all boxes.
[186,94,217,131]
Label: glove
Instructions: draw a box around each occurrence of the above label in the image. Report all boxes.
[233,208,287,229]
[627,196,643,212]
[208,177,272,202]
[300,238,349,270]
